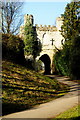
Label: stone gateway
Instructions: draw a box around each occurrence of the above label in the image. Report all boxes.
[19,14,64,74]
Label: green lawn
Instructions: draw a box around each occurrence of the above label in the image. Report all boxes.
[51,105,80,120]
[2,60,69,116]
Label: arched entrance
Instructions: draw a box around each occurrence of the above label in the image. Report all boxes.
[39,54,51,75]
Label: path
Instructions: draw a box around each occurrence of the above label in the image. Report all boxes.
[3,76,80,119]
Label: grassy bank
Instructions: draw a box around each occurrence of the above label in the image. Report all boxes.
[51,104,80,120]
[2,60,69,116]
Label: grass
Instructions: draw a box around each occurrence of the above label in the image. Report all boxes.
[2,60,69,116]
[51,104,80,120]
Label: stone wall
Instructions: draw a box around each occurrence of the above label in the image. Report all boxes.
[19,14,64,73]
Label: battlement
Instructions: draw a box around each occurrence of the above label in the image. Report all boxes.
[23,14,63,31]
[35,24,57,31]
[19,14,63,38]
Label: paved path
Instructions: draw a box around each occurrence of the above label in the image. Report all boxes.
[3,76,80,119]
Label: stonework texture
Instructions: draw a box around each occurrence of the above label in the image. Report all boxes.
[19,14,64,73]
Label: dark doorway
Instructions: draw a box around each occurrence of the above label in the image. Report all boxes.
[39,54,51,75]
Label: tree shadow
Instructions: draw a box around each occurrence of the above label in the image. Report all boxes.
[2,117,80,120]
[2,102,32,116]
[48,117,80,120]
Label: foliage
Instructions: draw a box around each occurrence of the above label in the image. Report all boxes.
[24,18,42,60]
[2,33,25,63]
[53,49,70,76]
[69,36,80,79]
[53,1,80,79]
[35,60,43,72]
[61,1,80,43]
[2,60,69,115]
[54,36,80,79]
[1,1,23,34]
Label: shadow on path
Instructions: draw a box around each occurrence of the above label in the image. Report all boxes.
[2,117,80,120]
[47,75,80,98]
[3,75,79,119]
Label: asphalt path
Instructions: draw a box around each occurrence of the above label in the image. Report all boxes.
[3,76,80,119]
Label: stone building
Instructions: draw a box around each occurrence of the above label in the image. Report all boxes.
[19,14,64,74]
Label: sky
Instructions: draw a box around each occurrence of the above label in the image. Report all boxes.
[22,1,71,26]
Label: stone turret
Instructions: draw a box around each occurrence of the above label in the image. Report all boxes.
[56,17,63,31]
[24,14,34,25]
[19,14,34,38]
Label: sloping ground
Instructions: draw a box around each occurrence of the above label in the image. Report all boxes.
[2,60,69,116]
[55,104,80,119]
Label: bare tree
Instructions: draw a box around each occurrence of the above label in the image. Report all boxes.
[1,1,24,34]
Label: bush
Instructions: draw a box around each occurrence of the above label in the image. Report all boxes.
[69,36,80,79]
[53,36,80,79]
[2,33,25,64]
[53,48,70,76]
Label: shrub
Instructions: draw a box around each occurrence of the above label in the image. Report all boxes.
[53,49,70,76]
[2,33,25,64]
[69,36,80,79]
[53,36,80,79]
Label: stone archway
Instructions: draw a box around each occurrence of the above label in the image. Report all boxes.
[39,54,51,75]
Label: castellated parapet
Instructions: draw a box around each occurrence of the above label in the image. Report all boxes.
[19,14,63,38]
[35,24,57,32]
[19,14,64,48]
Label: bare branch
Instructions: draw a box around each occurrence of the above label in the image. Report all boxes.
[1,1,24,34]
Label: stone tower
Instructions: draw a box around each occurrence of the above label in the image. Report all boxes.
[19,14,34,38]
[24,14,34,25]
[56,17,63,31]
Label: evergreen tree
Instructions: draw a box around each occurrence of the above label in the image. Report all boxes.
[54,1,80,79]
[61,1,80,44]
[24,18,42,61]
[60,1,80,79]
